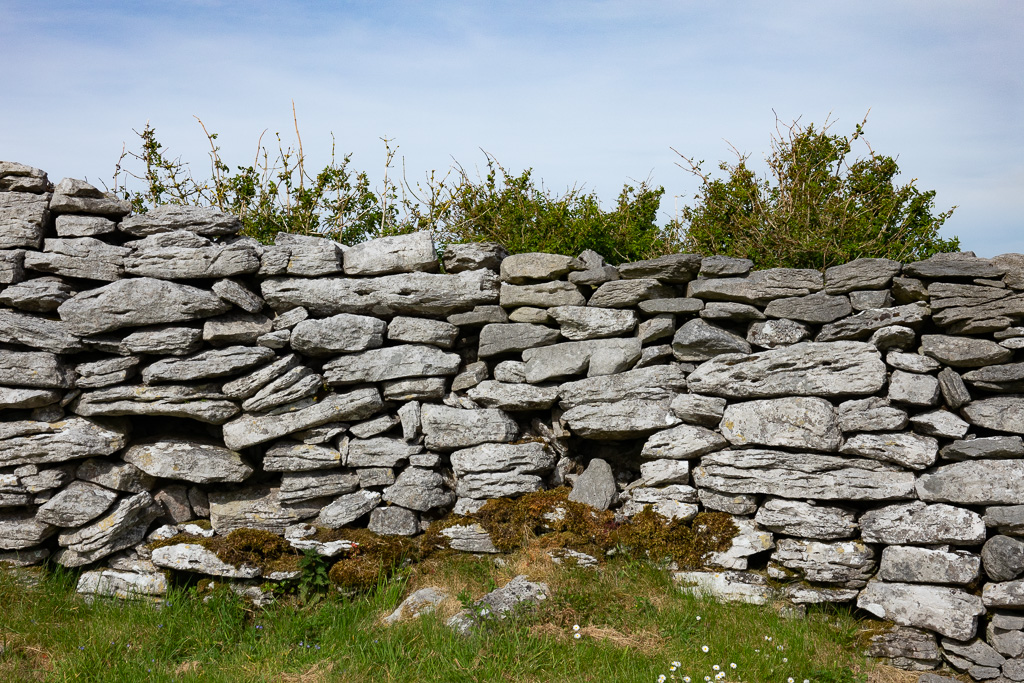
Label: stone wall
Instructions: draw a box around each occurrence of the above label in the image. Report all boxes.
[2,160,1024,677]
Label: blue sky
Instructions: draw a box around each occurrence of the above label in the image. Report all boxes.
[2,0,1021,255]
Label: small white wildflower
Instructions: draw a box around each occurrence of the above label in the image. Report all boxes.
[574,633,581,640]
[658,676,666,683]
[696,616,701,621]
[712,665,720,671]
[777,645,784,651]
[804,680,810,683]
[701,645,709,653]
[683,677,691,683]
[573,624,580,632]
[730,663,737,669]
[788,678,795,683]
[670,666,677,672]
[704,677,711,683]
[672,662,682,668]
[715,673,725,681]
[782,657,788,663]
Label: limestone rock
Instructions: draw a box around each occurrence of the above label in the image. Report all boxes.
[0,417,129,468]
[120,325,203,356]
[701,301,765,323]
[455,471,545,499]
[123,437,253,484]
[387,316,459,349]
[262,270,499,317]
[27,237,128,281]
[478,323,560,357]
[770,538,874,586]
[0,387,61,410]
[263,441,344,471]
[558,364,688,409]
[765,292,853,323]
[53,215,114,237]
[686,341,886,398]
[59,277,230,336]
[904,252,1005,279]
[548,306,636,340]
[746,319,812,348]
[443,242,507,273]
[447,575,548,634]
[420,405,517,450]
[839,432,938,470]
[568,458,617,510]
[704,516,774,571]
[382,468,454,511]
[850,289,894,310]
[203,313,273,345]
[640,424,728,460]
[909,410,970,439]
[212,278,264,313]
[0,308,83,354]
[638,297,704,315]
[887,351,941,374]
[983,535,1024,581]
[323,344,460,384]
[0,162,49,193]
[588,279,674,308]
[637,315,674,344]
[963,363,1024,393]
[720,396,841,451]
[499,281,585,308]
[73,381,242,423]
[466,381,559,411]
[124,234,260,279]
[860,501,986,545]
[672,319,751,361]
[639,459,690,486]
[269,233,344,277]
[210,486,323,533]
[673,570,774,605]
[619,484,699,521]
[856,581,984,641]
[0,350,73,389]
[824,258,902,294]
[346,437,420,468]
[962,397,1024,435]
[816,303,930,342]
[867,625,942,671]
[699,256,753,278]
[290,313,386,355]
[0,276,75,312]
[784,586,860,604]
[451,362,489,391]
[447,305,508,327]
[694,449,916,501]
[438,523,499,553]
[918,460,1024,505]
[941,436,1024,460]
[0,248,25,284]
[929,283,1024,333]
[837,397,908,432]
[76,569,168,599]
[698,489,759,514]
[119,205,241,237]
[754,498,858,540]
[57,492,160,565]
[152,543,260,578]
[0,191,48,249]
[279,470,360,504]
[920,334,1013,367]
[878,546,980,585]
[562,399,680,439]
[35,481,118,527]
[669,393,727,427]
[342,231,436,275]
[368,506,420,536]
[522,338,642,383]
[222,388,382,449]
[499,252,583,283]
[686,268,823,306]
[0,509,56,550]
[617,254,701,283]
[142,345,274,383]
[76,459,155,493]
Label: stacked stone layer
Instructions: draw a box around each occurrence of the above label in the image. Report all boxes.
[2,160,1024,678]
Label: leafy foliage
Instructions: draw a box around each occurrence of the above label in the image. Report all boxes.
[674,114,959,269]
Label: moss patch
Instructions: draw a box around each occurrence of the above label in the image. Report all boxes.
[325,528,419,591]
[613,508,738,569]
[149,528,301,574]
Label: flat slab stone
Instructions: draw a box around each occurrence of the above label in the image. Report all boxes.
[0,417,129,468]
[58,277,231,336]
[455,470,544,499]
[263,441,344,471]
[382,468,454,511]
[588,279,674,308]
[290,313,386,355]
[963,363,1024,393]
[72,384,240,424]
[35,481,118,527]
[640,424,728,460]
[76,569,168,599]
[443,242,506,273]
[878,546,980,585]
[123,437,253,484]
[673,570,775,605]
[386,316,458,349]
[342,231,437,276]
[568,458,617,509]
[837,397,908,432]
[222,388,382,450]
[764,292,853,323]
[619,484,699,521]
[279,470,359,504]
[558,365,688,409]
[0,387,61,410]
[141,346,274,383]
[522,338,642,383]
[346,437,420,468]
[686,268,823,306]
[0,191,49,249]
[209,486,323,533]
[561,399,680,440]
[941,436,1024,460]
[838,432,938,470]
[118,205,242,237]
[904,252,1006,279]
[920,334,1013,367]
[440,524,499,553]
[262,270,499,317]
[857,581,984,640]
[672,319,751,361]
[420,405,518,451]
[815,304,930,342]
[720,397,841,451]
[617,254,701,283]
[57,492,160,564]
[323,345,460,384]
[686,341,886,399]
[754,498,857,540]
[693,449,916,501]
[466,381,559,411]
[860,501,986,545]
[124,234,260,279]
[962,397,1024,435]
[450,443,554,475]
[824,258,902,294]
[151,543,259,578]
[477,323,560,357]
[0,276,75,312]
[120,325,203,356]
[499,281,585,308]
[917,460,1024,505]
[499,252,583,283]
[770,538,874,586]
[548,306,636,340]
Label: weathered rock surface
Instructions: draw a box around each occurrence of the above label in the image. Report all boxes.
[687,268,823,306]
[860,501,986,545]
[466,381,559,411]
[942,436,1024,460]
[674,570,774,605]
[346,437,420,468]
[522,338,642,382]
[499,252,583,283]
[123,437,252,484]
[568,458,617,510]
[57,492,160,565]
[73,384,239,424]
[754,498,857,540]
[983,535,1024,582]
[816,303,930,342]
[963,363,1024,393]
[209,486,323,533]
[962,396,1024,435]
[387,316,459,349]
[222,388,382,450]
[447,575,548,634]
[837,397,908,432]
[279,470,360,504]
[765,291,853,323]
[499,281,585,309]
[694,449,916,501]
[669,393,728,427]
[76,569,168,599]
[443,242,507,273]
[562,399,679,439]
[382,468,454,511]
[152,543,260,578]
[618,254,701,283]
[746,319,812,348]
[263,270,499,317]
[0,417,129,467]
[905,252,1006,279]
[119,205,242,237]
[124,233,259,279]
[878,546,980,585]
[36,481,118,527]
[857,581,984,640]
[720,397,841,451]
[478,323,560,357]
[342,231,437,276]
[671,319,751,361]
[770,538,874,586]
[420,404,518,450]
[142,346,274,383]
[59,277,231,335]
[619,484,699,521]
[0,386,61,410]
[323,344,460,384]
[290,313,386,355]
[824,258,902,294]
[0,276,75,312]
[558,365,688,409]
[640,424,728,460]
[918,460,1024,505]
[439,523,499,553]
[588,279,674,308]
[548,306,636,340]
[687,341,886,398]
[0,191,49,249]
[839,432,939,470]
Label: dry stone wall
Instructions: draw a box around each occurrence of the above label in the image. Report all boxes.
[3,160,1024,677]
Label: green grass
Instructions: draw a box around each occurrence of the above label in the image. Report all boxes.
[0,553,889,683]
